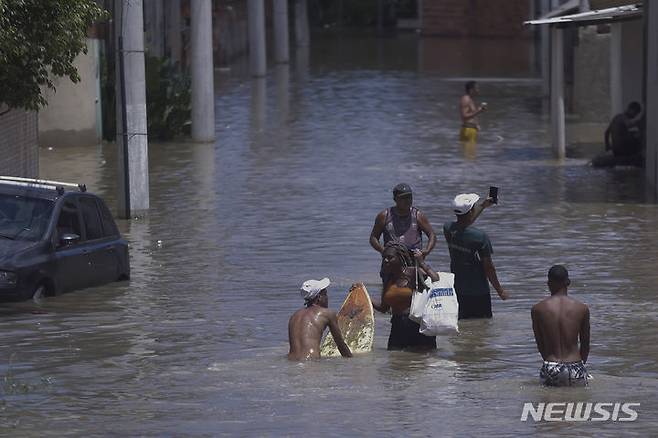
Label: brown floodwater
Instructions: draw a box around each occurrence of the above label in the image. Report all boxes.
[1,33,657,436]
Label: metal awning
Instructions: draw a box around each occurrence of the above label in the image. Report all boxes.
[538,0,579,20]
[525,4,642,26]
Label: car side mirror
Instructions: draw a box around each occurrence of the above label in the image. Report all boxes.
[60,233,80,246]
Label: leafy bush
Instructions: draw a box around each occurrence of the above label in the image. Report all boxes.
[144,56,191,140]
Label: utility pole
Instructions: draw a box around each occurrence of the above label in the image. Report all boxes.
[191,0,216,142]
[115,0,149,218]
[274,0,290,64]
[248,0,267,76]
[550,25,566,159]
[294,0,310,47]
[540,0,550,97]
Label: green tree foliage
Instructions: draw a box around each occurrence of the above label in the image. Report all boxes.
[144,56,191,140]
[0,0,107,112]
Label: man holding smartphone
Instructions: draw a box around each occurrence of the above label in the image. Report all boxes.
[443,191,509,319]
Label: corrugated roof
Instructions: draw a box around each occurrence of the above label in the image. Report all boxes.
[525,3,642,26]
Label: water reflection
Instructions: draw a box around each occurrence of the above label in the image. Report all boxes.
[461,136,478,160]
[275,64,290,125]
[250,77,267,133]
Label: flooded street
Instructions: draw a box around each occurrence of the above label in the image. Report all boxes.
[2,35,658,436]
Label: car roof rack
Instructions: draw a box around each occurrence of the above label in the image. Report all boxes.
[0,176,87,194]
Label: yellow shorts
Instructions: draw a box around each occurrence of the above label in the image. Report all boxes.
[459,126,478,142]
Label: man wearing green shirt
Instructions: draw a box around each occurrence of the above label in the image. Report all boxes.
[443,193,509,319]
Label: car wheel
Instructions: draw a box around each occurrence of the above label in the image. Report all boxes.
[32,284,47,301]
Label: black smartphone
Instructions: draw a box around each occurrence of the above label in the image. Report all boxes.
[489,186,499,204]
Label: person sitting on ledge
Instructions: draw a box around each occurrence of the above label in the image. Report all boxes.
[592,101,644,168]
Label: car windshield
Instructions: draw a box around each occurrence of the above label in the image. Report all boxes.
[0,193,54,241]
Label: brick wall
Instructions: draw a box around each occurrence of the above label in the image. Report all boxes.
[213,0,249,65]
[422,0,532,38]
[0,109,39,178]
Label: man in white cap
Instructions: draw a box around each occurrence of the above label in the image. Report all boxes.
[288,278,352,361]
[443,193,509,319]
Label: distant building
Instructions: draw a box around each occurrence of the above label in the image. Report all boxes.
[421,0,532,39]
[417,0,535,76]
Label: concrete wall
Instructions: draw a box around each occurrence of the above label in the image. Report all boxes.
[38,38,101,148]
[621,20,643,110]
[421,0,532,38]
[0,108,39,178]
[569,21,642,145]
[573,26,610,124]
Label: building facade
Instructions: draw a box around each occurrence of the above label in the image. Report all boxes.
[0,109,39,178]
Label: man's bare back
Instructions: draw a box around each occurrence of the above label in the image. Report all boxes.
[532,295,589,363]
[532,265,590,386]
[288,306,336,360]
[289,280,352,361]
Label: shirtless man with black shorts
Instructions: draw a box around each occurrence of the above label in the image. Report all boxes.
[531,265,590,386]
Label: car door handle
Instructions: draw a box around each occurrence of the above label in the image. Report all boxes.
[106,247,115,253]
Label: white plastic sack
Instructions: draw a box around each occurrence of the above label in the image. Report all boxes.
[419,272,459,335]
[409,288,429,323]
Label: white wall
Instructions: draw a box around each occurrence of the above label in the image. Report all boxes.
[573,26,610,123]
[38,38,101,147]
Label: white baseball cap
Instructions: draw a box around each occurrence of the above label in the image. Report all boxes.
[453,193,480,215]
[300,277,330,302]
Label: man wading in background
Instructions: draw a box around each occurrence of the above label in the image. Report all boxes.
[460,81,487,144]
[288,278,352,361]
[532,265,590,387]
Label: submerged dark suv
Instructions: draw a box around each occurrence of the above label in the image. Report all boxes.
[0,176,129,301]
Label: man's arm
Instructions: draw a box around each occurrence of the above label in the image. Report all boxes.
[482,256,509,300]
[413,250,439,283]
[372,286,390,313]
[369,211,387,254]
[416,211,436,257]
[531,306,547,360]
[328,312,352,358]
[579,307,590,363]
[464,197,494,228]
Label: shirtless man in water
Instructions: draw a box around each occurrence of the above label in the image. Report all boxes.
[460,81,487,144]
[531,265,590,386]
[288,278,352,361]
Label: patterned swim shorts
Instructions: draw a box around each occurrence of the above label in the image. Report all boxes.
[540,360,588,387]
